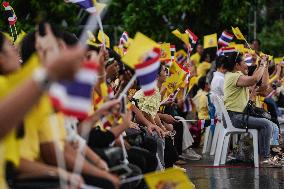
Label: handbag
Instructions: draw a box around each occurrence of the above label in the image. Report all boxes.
[242,100,272,131]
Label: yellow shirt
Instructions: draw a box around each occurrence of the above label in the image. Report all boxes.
[197,61,211,77]
[19,95,67,161]
[224,71,249,113]
[190,53,201,66]
[192,90,209,119]
[0,54,40,188]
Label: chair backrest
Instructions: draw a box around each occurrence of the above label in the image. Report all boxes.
[212,95,234,130]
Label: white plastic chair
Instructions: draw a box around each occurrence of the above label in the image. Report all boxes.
[213,95,259,167]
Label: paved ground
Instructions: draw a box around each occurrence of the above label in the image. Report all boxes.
[183,154,284,189]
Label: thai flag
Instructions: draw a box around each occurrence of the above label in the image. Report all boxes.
[49,61,98,120]
[198,119,217,130]
[217,47,237,56]
[168,88,180,102]
[244,53,253,66]
[119,31,129,47]
[67,0,96,14]
[170,45,176,61]
[218,31,234,47]
[183,98,192,112]
[2,2,17,26]
[176,54,187,65]
[185,29,198,44]
[135,48,161,96]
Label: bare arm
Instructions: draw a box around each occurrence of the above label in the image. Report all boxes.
[237,66,266,87]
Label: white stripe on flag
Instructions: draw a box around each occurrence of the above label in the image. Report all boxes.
[140,80,157,91]
[135,61,160,76]
[75,69,97,85]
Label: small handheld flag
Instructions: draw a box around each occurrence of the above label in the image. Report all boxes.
[49,61,99,120]
[231,27,246,41]
[244,53,253,66]
[185,29,198,45]
[66,0,97,13]
[203,33,217,49]
[135,48,161,96]
[218,31,234,46]
[119,31,129,47]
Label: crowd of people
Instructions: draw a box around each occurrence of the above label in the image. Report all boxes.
[0,20,283,189]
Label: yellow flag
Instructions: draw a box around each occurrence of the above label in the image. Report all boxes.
[230,43,245,53]
[274,57,283,64]
[231,27,246,40]
[203,33,217,49]
[172,29,189,45]
[144,168,195,189]
[169,62,186,78]
[98,30,110,48]
[164,73,183,93]
[113,46,124,57]
[122,32,158,68]
[243,48,255,54]
[159,43,171,61]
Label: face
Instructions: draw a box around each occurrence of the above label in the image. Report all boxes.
[236,59,248,75]
[0,37,20,74]
[196,45,203,54]
[158,65,167,83]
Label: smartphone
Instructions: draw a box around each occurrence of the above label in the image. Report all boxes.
[120,95,127,114]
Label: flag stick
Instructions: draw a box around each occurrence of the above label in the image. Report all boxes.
[95,14,106,48]
[120,175,144,184]
[79,14,99,47]
[118,73,137,100]
[49,115,68,188]
[119,134,129,164]
[9,25,15,43]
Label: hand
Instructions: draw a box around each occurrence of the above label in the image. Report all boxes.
[96,159,109,171]
[147,124,165,138]
[45,45,85,81]
[95,99,120,116]
[121,110,133,128]
[129,122,140,130]
[161,114,178,124]
[58,169,84,188]
[104,172,120,189]
[35,23,60,65]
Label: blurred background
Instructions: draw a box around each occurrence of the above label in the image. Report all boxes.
[0,0,283,56]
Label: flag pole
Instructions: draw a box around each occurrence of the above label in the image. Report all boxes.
[118,73,137,100]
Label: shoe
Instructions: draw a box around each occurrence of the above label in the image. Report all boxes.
[175,160,187,165]
[260,157,282,168]
[180,148,201,161]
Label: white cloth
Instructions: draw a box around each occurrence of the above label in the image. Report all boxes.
[210,71,225,97]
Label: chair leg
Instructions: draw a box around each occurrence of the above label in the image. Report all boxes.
[214,129,226,166]
[251,131,259,168]
[221,134,231,164]
[210,123,221,155]
[202,127,211,154]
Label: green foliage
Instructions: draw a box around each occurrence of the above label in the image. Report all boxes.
[258,21,284,56]
[0,0,80,33]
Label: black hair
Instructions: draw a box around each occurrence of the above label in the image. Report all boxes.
[197,76,207,90]
[215,56,225,69]
[62,32,78,46]
[20,24,63,64]
[0,32,4,52]
[221,52,243,72]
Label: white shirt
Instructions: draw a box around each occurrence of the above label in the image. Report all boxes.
[211,71,225,97]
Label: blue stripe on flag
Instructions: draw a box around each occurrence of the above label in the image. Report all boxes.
[137,69,159,86]
[60,81,92,98]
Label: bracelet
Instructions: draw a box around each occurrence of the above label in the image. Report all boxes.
[32,67,52,90]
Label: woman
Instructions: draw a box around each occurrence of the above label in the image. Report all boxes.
[223,52,279,165]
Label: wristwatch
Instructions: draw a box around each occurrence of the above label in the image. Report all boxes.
[32,67,53,90]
